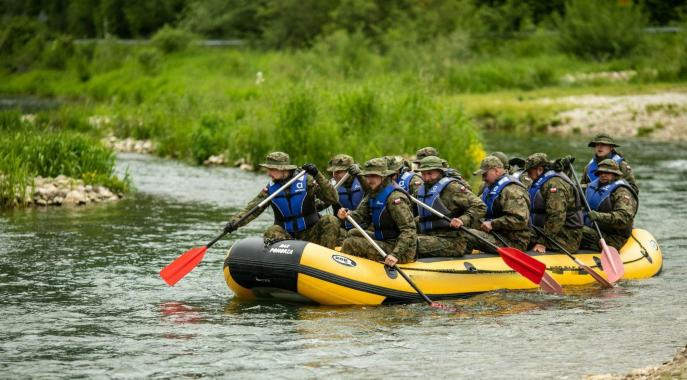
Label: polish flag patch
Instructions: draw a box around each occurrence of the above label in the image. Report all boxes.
[262,187,268,193]
[393,198,401,204]
[550,187,557,193]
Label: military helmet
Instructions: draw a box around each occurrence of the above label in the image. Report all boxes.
[327,154,355,172]
[588,133,619,148]
[414,146,439,164]
[594,159,623,176]
[259,151,298,170]
[361,157,393,176]
[415,156,447,172]
[473,155,505,176]
[490,151,510,169]
[524,153,551,171]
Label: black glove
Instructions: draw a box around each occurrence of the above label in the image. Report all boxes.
[560,155,575,167]
[302,163,318,176]
[347,164,361,176]
[224,221,237,233]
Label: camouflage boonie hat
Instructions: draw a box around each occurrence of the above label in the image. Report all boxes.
[595,159,623,176]
[415,156,447,172]
[386,155,412,172]
[327,154,355,172]
[473,155,505,176]
[490,152,510,169]
[588,133,620,148]
[259,151,298,170]
[524,153,551,171]
[414,147,439,163]
[361,157,393,176]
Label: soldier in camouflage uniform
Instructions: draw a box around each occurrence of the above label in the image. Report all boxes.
[467,156,531,252]
[337,158,417,266]
[414,156,486,257]
[580,159,638,250]
[478,152,532,195]
[414,146,472,191]
[226,152,341,249]
[581,133,638,194]
[386,155,423,196]
[525,153,584,253]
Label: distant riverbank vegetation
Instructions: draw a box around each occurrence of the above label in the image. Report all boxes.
[2,0,687,207]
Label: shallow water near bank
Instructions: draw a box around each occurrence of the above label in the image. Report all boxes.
[1,135,686,378]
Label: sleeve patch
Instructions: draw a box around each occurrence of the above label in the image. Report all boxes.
[262,187,268,193]
[624,195,631,199]
[414,181,422,185]
[393,198,401,204]
[460,186,467,192]
[550,187,557,193]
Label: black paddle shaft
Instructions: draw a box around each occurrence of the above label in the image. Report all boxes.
[531,224,576,260]
[566,162,605,239]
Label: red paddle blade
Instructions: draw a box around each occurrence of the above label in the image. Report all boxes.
[599,239,624,283]
[496,247,546,285]
[160,246,207,286]
[539,272,564,294]
[430,302,459,313]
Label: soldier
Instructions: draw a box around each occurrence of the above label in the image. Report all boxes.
[387,155,423,196]
[326,154,366,230]
[580,159,638,250]
[225,152,341,249]
[468,156,531,252]
[581,133,638,194]
[414,146,471,191]
[525,153,584,253]
[414,156,486,257]
[337,158,417,266]
[479,152,532,194]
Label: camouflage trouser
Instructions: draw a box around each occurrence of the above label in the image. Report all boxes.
[340,236,416,264]
[263,215,341,249]
[465,229,531,253]
[580,226,628,251]
[417,231,471,258]
[530,227,583,253]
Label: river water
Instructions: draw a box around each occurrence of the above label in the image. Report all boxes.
[1,134,686,379]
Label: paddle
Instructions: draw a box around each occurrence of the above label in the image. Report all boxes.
[531,224,613,288]
[160,170,308,286]
[343,214,456,311]
[566,161,624,283]
[400,189,563,294]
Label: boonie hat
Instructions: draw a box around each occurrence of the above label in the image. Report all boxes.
[524,153,551,171]
[361,157,393,176]
[588,133,620,148]
[594,159,623,176]
[415,156,447,172]
[327,154,355,172]
[259,151,298,170]
[414,147,439,163]
[473,155,505,176]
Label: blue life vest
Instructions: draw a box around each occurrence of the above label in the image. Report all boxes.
[396,172,416,193]
[337,177,364,230]
[370,184,402,240]
[481,175,522,220]
[268,174,320,234]
[417,177,457,233]
[528,170,583,229]
[584,179,638,235]
[586,153,624,183]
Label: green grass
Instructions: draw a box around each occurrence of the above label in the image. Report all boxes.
[0,111,129,209]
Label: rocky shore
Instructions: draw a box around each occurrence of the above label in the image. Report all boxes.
[586,346,687,379]
[29,175,122,206]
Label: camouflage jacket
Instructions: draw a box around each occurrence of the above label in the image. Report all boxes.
[531,176,578,246]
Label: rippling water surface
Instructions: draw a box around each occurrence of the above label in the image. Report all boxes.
[1,136,686,378]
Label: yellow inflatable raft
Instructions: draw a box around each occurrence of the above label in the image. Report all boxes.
[223,228,662,305]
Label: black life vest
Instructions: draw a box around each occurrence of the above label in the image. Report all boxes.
[528,170,583,229]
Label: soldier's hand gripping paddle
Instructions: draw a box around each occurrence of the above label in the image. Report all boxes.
[567,162,624,283]
[531,225,613,288]
[160,170,308,286]
[401,189,563,294]
[344,214,456,311]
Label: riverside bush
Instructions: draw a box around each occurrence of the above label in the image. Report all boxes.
[555,0,646,60]
[152,26,194,54]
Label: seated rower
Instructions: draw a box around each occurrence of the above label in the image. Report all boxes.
[582,133,638,194]
[337,158,417,266]
[467,156,531,252]
[225,152,341,249]
[414,156,486,257]
[414,146,471,191]
[525,153,584,254]
[580,159,638,251]
[326,154,366,230]
[387,155,423,196]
